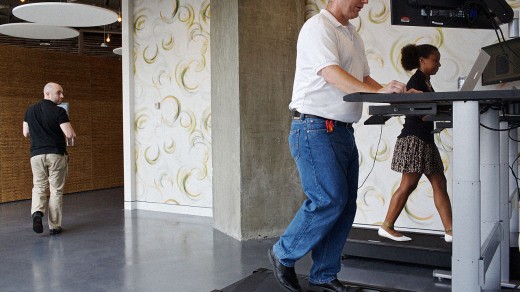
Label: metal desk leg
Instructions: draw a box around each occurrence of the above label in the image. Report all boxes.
[480,109,501,290]
[509,128,519,249]
[500,121,510,282]
[452,101,481,291]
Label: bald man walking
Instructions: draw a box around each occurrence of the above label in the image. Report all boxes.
[23,82,76,235]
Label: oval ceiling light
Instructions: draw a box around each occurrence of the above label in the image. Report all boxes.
[113,47,122,55]
[13,2,117,27]
[0,23,79,39]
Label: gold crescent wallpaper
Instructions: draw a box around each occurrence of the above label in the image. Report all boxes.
[134,0,212,209]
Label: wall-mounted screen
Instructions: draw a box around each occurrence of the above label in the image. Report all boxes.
[481,38,520,86]
[58,102,69,116]
[390,0,513,29]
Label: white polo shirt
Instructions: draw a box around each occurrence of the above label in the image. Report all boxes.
[289,9,370,123]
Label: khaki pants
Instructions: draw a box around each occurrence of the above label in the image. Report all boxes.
[30,154,68,229]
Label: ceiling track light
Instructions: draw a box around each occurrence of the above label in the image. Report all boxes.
[118,0,122,22]
[101,25,108,47]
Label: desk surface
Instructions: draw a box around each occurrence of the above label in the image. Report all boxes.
[344,89,520,103]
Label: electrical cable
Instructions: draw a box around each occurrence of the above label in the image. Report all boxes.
[480,105,520,131]
[436,131,453,153]
[513,282,520,291]
[358,125,383,190]
[510,163,520,198]
[480,103,503,115]
[479,122,518,131]
[507,129,520,202]
[486,5,520,70]
[509,129,520,142]
[492,29,520,68]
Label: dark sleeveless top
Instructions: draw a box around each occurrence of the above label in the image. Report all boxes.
[397,70,435,144]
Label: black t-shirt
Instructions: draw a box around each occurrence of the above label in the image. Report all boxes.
[397,70,435,144]
[24,99,69,157]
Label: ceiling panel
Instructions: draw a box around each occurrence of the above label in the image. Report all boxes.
[0,0,122,58]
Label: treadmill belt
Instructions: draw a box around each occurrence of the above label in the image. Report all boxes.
[213,268,413,292]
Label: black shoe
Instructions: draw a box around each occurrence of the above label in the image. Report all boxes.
[268,248,302,292]
[49,227,63,235]
[32,211,43,234]
[308,279,348,292]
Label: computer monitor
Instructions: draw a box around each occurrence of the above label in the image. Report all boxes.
[481,38,520,86]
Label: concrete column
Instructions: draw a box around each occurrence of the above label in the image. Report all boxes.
[211,0,305,240]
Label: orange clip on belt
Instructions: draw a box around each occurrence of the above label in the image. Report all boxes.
[326,120,334,133]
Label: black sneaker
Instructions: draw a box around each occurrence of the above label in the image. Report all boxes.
[268,247,302,292]
[308,279,348,292]
[32,211,43,234]
[49,227,63,235]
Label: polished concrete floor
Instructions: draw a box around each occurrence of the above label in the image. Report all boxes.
[0,187,517,292]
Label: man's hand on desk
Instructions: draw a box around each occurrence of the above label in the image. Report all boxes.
[406,88,422,94]
[377,80,407,94]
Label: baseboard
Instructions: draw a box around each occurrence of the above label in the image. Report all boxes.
[124,200,213,217]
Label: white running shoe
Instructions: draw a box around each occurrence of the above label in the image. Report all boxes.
[377,227,412,242]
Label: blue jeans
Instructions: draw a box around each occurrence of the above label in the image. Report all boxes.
[273,117,359,284]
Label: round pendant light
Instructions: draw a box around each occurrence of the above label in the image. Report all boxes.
[0,23,79,39]
[113,47,122,55]
[13,2,118,27]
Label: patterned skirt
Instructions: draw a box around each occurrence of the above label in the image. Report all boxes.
[391,135,444,175]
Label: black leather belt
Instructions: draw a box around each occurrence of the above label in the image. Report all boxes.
[291,110,353,128]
